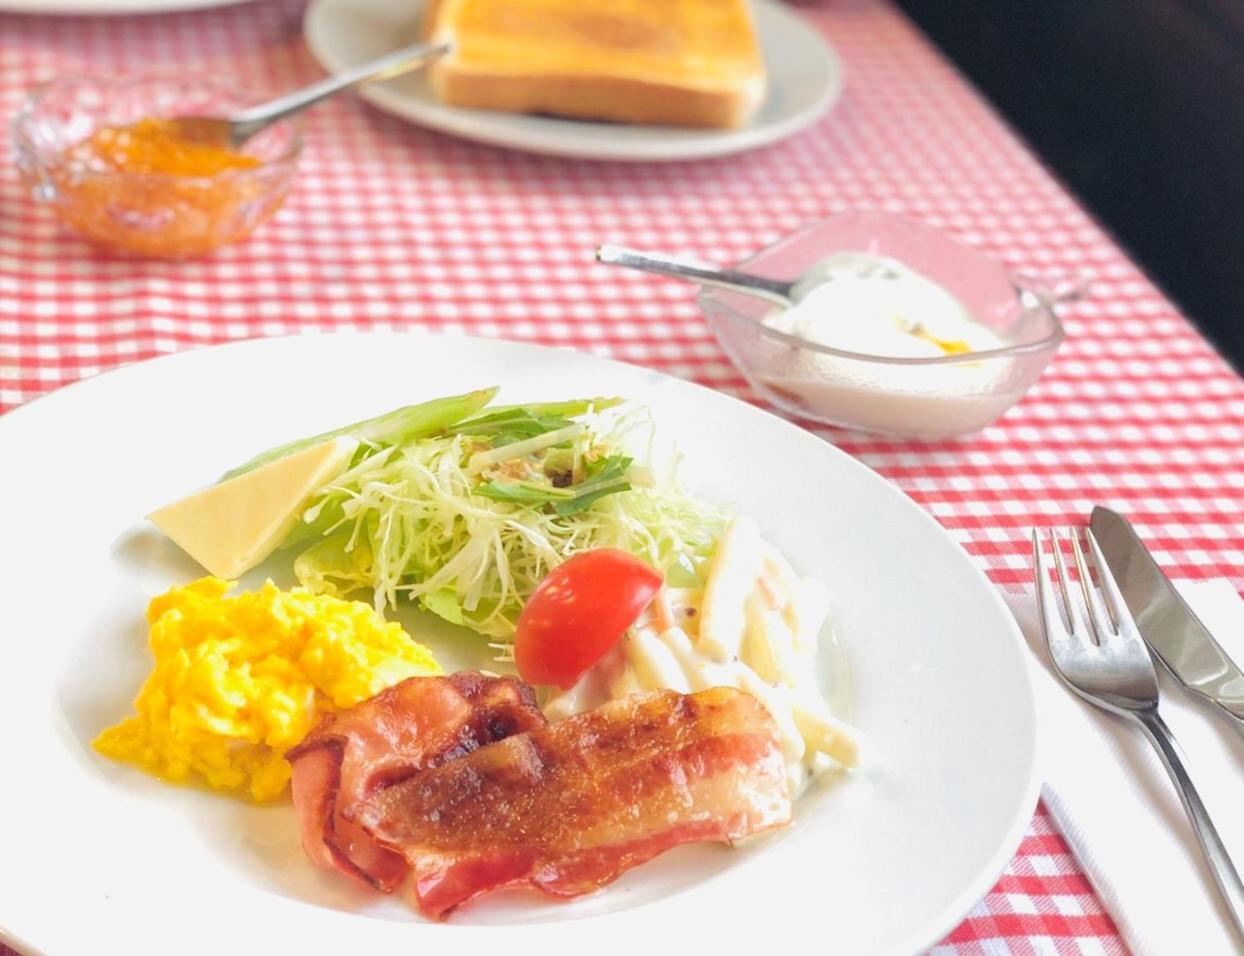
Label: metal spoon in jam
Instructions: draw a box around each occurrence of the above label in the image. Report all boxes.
[166,38,450,151]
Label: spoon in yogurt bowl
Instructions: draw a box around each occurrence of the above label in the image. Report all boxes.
[609,212,1080,438]
[596,245,801,307]
[598,243,1084,306]
[596,244,1070,359]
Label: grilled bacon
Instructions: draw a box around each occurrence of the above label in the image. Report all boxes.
[286,672,547,891]
[354,686,792,919]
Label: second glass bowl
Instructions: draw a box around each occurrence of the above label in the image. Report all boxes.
[697,212,1069,440]
[12,74,304,258]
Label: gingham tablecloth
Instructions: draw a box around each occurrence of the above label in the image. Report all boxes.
[3,0,1243,951]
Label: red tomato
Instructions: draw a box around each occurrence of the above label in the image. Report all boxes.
[515,549,663,689]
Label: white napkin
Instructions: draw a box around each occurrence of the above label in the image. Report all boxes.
[1005,580,1244,956]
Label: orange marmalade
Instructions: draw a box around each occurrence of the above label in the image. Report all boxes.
[75,118,259,177]
[48,118,287,258]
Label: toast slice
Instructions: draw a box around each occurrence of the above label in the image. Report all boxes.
[425,0,767,129]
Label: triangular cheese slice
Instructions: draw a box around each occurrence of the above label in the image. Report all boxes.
[149,437,358,579]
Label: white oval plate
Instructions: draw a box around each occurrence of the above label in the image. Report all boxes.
[0,333,1035,956]
[0,0,249,15]
[303,0,843,162]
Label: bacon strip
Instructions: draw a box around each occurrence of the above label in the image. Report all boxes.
[354,687,792,918]
[286,672,547,891]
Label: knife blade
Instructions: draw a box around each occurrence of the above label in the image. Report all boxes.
[1091,505,1244,723]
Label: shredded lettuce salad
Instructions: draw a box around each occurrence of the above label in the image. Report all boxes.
[228,389,728,642]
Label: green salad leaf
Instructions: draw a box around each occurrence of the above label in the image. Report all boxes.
[474,453,633,517]
[221,388,498,481]
[448,408,577,447]
[279,393,727,639]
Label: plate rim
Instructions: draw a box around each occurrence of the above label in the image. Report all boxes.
[301,0,845,162]
[0,0,251,16]
[0,332,1039,955]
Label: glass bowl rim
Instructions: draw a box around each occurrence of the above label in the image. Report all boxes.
[696,213,1068,368]
[11,72,305,188]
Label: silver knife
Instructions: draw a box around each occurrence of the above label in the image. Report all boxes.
[1090,506,1244,726]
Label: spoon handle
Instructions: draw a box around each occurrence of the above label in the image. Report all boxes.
[595,245,794,306]
[230,39,452,141]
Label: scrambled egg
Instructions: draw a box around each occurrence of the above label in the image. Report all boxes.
[94,577,440,801]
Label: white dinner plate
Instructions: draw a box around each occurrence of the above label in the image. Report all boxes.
[0,333,1036,956]
[302,0,843,162]
[0,0,249,15]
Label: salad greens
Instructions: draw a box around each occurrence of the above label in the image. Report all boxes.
[221,389,498,481]
[475,454,634,517]
[228,389,728,641]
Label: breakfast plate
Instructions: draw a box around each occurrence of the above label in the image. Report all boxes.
[0,0,249,16]
[302,0,844,162]
[0,333,1036,955]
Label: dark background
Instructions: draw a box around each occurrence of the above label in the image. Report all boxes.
[894,0,1244,372]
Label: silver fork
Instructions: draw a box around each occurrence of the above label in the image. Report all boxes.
[1033,527,1244,938]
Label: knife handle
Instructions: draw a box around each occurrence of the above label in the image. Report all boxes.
[1135,708,1244,941]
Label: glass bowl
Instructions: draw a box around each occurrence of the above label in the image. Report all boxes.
[12,74,303,258]
[697,212,1068,440]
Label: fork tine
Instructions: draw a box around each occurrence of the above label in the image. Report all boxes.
[1032,528,1059,631]
[1084,528,1130,632]
[1032,529,1079,662]
[1049,528,1092,642]
[1070,530,1112,643]
[1033,528,1055,617]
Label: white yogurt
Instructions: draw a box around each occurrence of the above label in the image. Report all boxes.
[771,252,1004,358]
[753,252,1023,438]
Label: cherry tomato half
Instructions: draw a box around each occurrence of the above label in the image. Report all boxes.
[515,549,663,689]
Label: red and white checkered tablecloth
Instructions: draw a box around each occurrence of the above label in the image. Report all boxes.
[4,0,1243,951]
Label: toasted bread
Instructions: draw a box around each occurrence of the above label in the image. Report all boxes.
[424,0,766,129]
